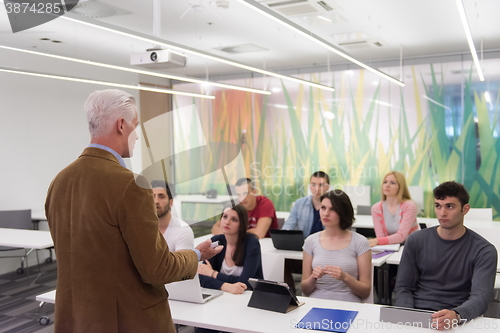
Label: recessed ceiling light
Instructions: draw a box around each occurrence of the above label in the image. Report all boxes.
[272,87,281,93]
[39,38,50,41]
[52,40,62,43]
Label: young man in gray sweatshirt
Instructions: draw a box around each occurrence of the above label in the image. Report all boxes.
[394,181,497,330]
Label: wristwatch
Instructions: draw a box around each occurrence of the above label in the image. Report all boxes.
[455,310,463,323]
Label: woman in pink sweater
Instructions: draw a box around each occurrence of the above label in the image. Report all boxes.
[369,171,419,247]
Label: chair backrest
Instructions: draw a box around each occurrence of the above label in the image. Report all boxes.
[342,185,371,209]
[357,205,372,215]
[465,208,493,221]
[0,209,33,230]
[408,186,424,214]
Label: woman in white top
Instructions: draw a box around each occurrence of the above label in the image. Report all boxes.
[198,204,264,294]
[301,190,372,302]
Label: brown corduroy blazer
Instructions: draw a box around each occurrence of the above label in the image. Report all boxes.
[45,147,197,333]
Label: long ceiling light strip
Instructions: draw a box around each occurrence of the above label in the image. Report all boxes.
[61,14,335,92]
[237,0,405,87]
[0,67,215,99]
[0,45,270,95]
[454,0,485,81]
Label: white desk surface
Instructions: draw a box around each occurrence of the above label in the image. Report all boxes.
[36,289,500,332]
[36,289,56,303]
[171,290,500,333]
[0,228,53,249]
[31,210,47,221]
[276,211,290,220]
[175,195,234,204]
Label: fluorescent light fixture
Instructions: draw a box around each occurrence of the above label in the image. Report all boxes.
[0,44,270,95]
[455,0,484,81]
[237,0,404,87]
[484,91,492,103]
[61,13,335,92]
[322,111,335,120]
[317,16,332,23]
[272,87,282,93]
[0,67,215,99]
[422,95,451,111]
[370,99,393,108]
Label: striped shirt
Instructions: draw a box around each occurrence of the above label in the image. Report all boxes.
[303,231,370,302]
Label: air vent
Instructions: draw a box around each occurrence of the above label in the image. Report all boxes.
[263,0,340,17]
[317,1,333,10]
[214,44,268,54]
[332,32,385,50]
[64,0,131,19]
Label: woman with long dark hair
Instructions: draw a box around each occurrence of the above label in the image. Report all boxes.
[198,204,264,294]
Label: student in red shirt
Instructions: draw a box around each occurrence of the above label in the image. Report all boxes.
[212,178,278,238]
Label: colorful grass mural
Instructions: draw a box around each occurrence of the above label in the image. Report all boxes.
[173,59,500,220]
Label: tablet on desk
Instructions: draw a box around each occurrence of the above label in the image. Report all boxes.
[380,306,434,329]
[247,278,304,313]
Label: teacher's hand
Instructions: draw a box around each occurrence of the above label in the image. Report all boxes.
[196,239,223,261]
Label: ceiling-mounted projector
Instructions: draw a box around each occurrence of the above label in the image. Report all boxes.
[130,49,187,69]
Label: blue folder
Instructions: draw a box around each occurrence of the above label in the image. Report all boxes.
[296,307,358,332]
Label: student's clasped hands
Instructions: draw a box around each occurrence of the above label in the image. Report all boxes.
[312,265,346,281]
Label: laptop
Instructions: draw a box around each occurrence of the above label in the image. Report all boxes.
[270,229,304,251]
[380,306,434,329]
[165,273,223,304]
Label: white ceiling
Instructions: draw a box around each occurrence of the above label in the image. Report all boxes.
[0,0,499,83]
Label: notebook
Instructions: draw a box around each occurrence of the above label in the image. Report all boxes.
[379,306,434,329]
[270,229,304,251]
[165,273,223,304]
[296,307,358,332]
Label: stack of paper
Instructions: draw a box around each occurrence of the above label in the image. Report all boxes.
[371,244,400,252]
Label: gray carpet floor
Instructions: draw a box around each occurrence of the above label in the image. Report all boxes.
[0,261,56,333]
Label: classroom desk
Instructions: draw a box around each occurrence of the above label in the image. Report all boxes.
[36,288,500,332]
[0,228,53,249]
[0,227,54,282]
